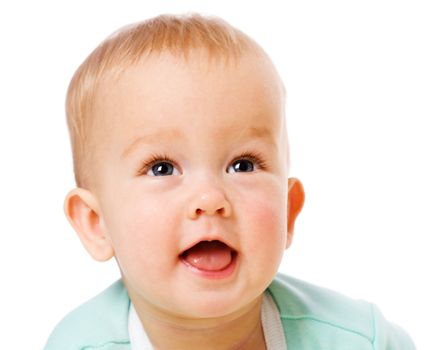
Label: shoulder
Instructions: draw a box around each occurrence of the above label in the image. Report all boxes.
[268,274,415,349]
[43,279,131,350]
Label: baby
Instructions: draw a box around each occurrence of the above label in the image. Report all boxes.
[44,14,415,350]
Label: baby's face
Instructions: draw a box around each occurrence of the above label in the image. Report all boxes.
[91,51,291,320]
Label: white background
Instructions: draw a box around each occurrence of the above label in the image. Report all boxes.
[0,1,435,349]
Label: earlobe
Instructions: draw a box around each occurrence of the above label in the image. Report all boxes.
[64,188,114,262]
[286,178,305,248]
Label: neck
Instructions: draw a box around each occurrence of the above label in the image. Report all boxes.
[131,295,267,350]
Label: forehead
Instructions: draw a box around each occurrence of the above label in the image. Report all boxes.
[93,50,285,152]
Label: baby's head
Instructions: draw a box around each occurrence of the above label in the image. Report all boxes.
[64,14,304,320]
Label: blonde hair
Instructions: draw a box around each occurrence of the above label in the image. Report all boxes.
[66,14,274,187]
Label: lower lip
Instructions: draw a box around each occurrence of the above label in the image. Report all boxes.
[180,252,238,280]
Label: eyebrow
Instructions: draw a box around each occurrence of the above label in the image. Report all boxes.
[121,125,275,158]
[238,126,273,139]
[122,128,186,158]
[227,125,277,152]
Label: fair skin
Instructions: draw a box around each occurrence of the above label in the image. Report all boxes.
[65,50,304,349]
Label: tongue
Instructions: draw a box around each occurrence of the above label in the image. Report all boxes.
[183,241,233,271]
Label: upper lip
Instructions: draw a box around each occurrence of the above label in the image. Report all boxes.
[179,236,237,256]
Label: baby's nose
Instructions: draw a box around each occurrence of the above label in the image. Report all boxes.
[187,189,232,219]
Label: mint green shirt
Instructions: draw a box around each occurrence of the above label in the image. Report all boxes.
[44,274,415,349]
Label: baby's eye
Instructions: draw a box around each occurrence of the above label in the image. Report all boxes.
[144,160,181,177]
[226,152,267,174]
[227,159,255,174]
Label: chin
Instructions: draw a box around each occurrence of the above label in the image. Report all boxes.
[181,291,261,321]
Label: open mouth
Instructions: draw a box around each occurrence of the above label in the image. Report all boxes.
[179,240,238,276]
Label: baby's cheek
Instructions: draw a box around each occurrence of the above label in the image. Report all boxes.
[238,176,288,232]
[249,195,287,244]
[116,201,178,273]
[243,197,287,292]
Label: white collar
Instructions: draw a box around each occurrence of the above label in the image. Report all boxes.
[128,292,287,350]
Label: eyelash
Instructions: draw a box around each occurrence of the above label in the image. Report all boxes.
[138,151,268,175]
[138,153,175,176]
[230,151,268,171]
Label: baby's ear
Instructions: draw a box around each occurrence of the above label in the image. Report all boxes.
[286,178,305,248]
[64,188,114,262]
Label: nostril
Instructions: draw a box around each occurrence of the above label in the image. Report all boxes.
[194,206,227,217]
[195,207,224,216]
[188,192,232,219]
